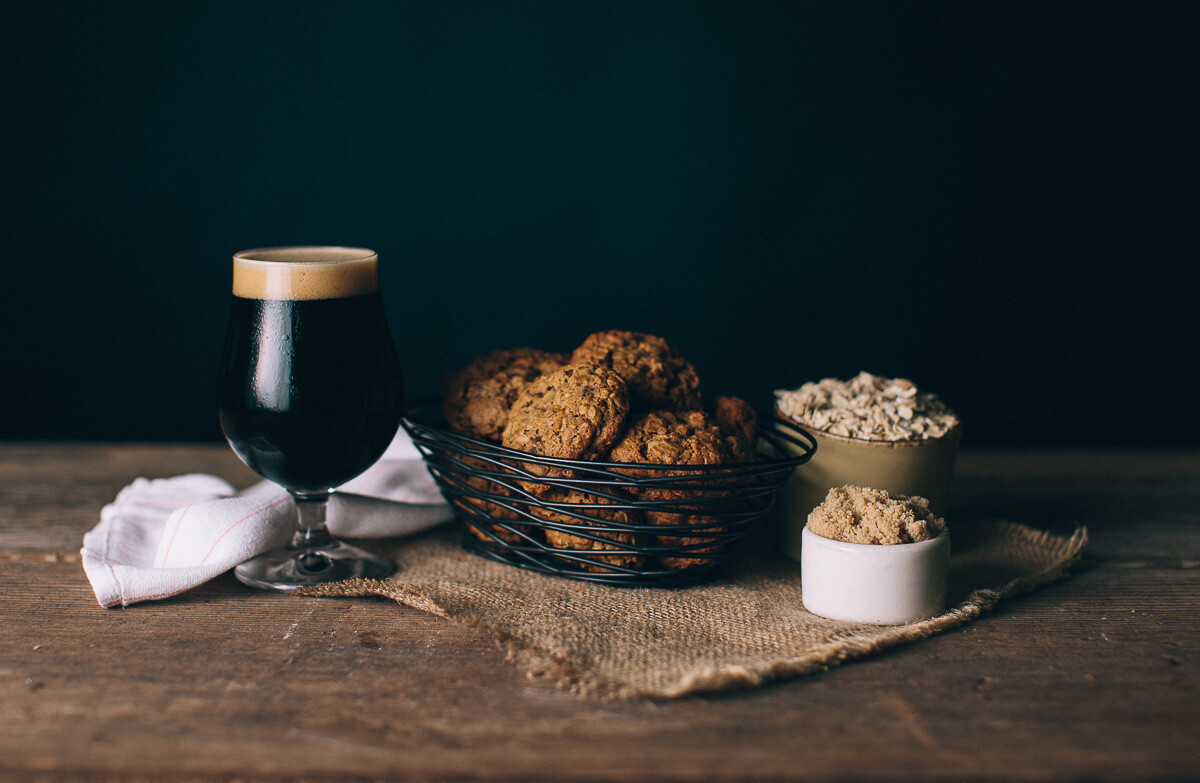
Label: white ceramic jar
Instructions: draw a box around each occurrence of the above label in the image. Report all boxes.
[800,525,950,625]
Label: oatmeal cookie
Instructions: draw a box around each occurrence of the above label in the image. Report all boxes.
[570,330,701,411]
[608,410,738,570]
[531,488,646,573]
[607,409,734,476]
[501,362,632,491]
[443,347,567,441]
[706,395,759,462]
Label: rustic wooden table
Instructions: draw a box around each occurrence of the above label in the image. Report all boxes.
[1,443,1197,781]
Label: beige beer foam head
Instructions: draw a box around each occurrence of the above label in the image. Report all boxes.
[232,246,379,300]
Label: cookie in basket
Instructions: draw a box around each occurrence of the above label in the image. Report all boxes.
[637,486,734,570]
[705,395,759,462]
[570,330,702,411]
[501,362,631,493]
[443,347,567,441]
[450,456,543,547]
[530,488,647,573]
[608,409,741,569]
[607,409,736,476]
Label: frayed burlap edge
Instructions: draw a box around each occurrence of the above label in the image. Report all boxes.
[305,522,1088,700]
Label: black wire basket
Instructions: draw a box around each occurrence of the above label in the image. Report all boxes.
[401,404,817,587]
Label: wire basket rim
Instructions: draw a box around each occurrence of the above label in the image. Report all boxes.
[400,400,817,473]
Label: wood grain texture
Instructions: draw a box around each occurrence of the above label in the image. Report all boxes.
[0,443,1197,781]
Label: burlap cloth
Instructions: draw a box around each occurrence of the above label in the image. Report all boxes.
[307,520,1087,699]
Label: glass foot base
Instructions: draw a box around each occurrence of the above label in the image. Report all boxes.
[234,539,394,591]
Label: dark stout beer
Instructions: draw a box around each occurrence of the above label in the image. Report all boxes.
[218,249,403,494]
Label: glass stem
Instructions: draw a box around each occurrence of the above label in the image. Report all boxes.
[290,491,333,549]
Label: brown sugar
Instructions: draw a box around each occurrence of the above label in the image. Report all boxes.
[807,485,946,545]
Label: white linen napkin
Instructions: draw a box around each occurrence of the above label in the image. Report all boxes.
[81,428,452,608]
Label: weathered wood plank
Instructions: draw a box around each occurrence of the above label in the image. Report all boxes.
[5,444,1198,557]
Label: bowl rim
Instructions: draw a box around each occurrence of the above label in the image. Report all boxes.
[773,407,961,448]
[801,524,950,553]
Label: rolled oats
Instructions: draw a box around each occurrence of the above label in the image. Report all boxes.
[775,372,958,441]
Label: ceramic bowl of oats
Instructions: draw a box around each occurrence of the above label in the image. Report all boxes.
[773,372,960,562]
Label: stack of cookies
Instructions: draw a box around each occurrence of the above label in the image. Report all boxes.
[441,330,759,574]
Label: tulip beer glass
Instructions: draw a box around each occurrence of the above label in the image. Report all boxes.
[218,246,403,590]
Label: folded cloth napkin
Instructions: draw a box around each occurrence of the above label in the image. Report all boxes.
[81,428,452,608]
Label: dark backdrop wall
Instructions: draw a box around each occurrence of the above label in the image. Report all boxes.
[3,2,1196,447]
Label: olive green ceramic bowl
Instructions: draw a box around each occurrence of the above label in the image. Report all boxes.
[774,412,961,562]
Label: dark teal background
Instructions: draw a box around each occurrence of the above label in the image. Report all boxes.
[3,2,1196,446]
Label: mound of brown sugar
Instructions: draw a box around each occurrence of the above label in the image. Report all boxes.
[807,485,946,545]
